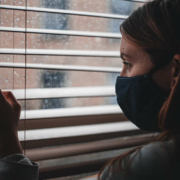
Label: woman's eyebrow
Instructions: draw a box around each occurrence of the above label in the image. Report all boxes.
[120,52,131,60]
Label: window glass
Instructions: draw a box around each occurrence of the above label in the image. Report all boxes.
[109,0,133,33]
[41,0,68,40]
[0,0,146,176]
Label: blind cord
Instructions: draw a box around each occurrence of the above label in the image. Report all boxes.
[13,0,14,90]
[24,0,27,156]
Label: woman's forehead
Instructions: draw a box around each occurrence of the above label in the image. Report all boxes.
[120,36,148,60]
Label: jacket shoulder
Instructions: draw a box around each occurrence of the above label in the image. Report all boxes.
[101,140,178,180]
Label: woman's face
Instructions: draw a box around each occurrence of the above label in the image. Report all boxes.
[119,35,173,96]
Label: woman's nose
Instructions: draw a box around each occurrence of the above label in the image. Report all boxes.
[120,67,126,77]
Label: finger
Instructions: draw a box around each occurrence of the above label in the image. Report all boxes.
[4,91,21,112]
[7,91,21,110]
[1,91,21,112]
[0,89,8,105]
[5,91,19,106]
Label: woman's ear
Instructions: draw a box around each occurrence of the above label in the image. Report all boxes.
[171,54,180,89]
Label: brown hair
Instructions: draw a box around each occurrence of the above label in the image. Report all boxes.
[97,0,180,179]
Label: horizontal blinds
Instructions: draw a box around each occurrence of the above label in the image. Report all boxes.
[0,0,148,178]
[3,86,117,99]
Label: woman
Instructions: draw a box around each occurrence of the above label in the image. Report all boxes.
[97,0,180,179]
[0,0,180,179]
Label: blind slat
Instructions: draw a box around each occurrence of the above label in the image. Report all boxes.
[0,62,122,73]
[20,130,148,149]
[0,27,122,38]
[20,105,122,119]
[0,49,120,57]
[19,114,127,131]
[20,130,147,149]
[3,86,116,100]
[27,134,153,161]
[18,121,138,141]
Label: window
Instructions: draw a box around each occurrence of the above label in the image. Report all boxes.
[0,0,152,179]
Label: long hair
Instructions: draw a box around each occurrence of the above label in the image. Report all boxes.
[97,0,180,179]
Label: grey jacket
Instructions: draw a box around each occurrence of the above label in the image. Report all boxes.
[100,140,180,180]
[0,154,39,180]
[0,140,179,180]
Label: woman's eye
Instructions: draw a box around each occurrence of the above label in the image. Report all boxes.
[122,61,131,69]
[122,62,129,65]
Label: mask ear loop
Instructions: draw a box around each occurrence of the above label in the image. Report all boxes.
[149,57,172,75]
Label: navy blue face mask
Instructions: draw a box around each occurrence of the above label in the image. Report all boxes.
[115,63,169,132]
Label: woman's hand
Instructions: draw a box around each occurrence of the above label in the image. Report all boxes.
[0,89,23,158]
[0,89,21,132]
